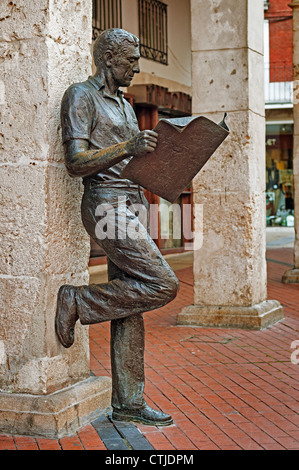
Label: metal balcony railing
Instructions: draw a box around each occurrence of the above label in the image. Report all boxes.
[265,62,293,106]
[138,0,168,65]
[92,0,122,40]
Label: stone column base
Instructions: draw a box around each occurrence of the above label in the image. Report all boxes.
[177,300,284,330]
[282,269,299,284]
[0,376,111,439]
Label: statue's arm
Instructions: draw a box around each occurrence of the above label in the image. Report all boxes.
[61,85,158,178]
[64,130,158,178]
[64,139,131,178]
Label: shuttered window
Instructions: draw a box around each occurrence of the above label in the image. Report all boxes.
[138,0,168,65]
[92,0,122,40]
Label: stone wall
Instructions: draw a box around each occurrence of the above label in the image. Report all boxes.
[0,0,92,394]
[178,0,284,329]
[0,1,111,439]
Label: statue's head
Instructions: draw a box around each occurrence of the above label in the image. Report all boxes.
[93,28,140,87]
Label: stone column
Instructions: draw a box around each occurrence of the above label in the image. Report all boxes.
[178,0,284,329]
[0,1,111,438]
[282,0,299,283]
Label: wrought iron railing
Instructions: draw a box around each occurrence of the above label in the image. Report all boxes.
[92,0,122,40]
[138,0,168,65]
[265,62,293,105]
[269,62,293,83]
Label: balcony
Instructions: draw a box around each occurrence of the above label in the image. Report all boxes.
[264,62,293,108]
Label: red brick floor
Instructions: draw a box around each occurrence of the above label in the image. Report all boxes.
[1,247,298,450]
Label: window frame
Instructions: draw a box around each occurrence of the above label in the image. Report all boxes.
[138,0,168,65]
[92,0,123,40]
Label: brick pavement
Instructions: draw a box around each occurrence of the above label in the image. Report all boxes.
[0,247,298,451]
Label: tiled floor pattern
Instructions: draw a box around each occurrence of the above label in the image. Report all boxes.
[1,247,298,450]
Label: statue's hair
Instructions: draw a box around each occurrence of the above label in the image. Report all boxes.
[93,28,139,67]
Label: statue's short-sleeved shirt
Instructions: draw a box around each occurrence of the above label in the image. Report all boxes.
[61,75,140,185]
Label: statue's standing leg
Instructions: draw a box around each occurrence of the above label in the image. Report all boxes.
[108,259,145,410]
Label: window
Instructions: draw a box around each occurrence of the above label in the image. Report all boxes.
[92,0,122,40]
[266,123,294,226]
[138,0,168,65]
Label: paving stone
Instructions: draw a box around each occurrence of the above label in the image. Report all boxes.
[112,420,154,450]
[2,248,299,450]
[92,416,130,450]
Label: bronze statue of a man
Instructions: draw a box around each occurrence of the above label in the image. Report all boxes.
[55,28,179,426]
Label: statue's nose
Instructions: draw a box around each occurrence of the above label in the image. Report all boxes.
[133,63,140,74]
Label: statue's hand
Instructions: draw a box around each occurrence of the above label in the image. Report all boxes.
[126,130,158,157]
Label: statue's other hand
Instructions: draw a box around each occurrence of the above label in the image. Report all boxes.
[127,130,158,157]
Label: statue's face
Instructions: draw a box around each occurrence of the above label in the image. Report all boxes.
[109,44,140,88]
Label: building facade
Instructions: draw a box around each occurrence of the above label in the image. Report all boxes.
[264,0,295,227]
[89,0,296,263]
[0,0,288,438]
[90,0,194,260]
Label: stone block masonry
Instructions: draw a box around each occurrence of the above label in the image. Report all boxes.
[282,0,299,283]
[0,0,111,437]
[178,0,284,328]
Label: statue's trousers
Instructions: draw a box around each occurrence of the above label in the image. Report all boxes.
[76,185,179,410]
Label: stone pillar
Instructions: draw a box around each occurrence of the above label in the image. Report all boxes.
[178,0,284,329]
[282,0,299,283]
[0,1,111,438]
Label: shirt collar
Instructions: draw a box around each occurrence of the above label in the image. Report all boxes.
[88,75,124,98]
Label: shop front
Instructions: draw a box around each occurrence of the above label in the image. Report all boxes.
[266,122,294,227]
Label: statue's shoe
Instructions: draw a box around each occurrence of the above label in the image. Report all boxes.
[112,403,173,426]
[55,285,78,348]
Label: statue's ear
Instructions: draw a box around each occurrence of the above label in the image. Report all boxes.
[104,50,113,67]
